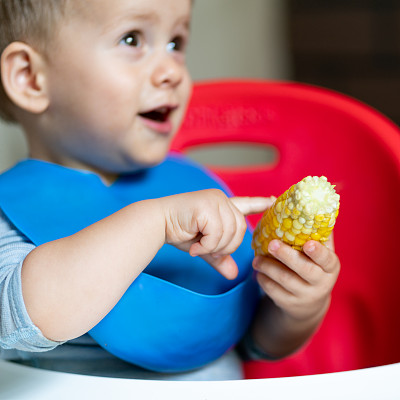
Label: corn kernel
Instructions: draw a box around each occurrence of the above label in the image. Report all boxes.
[283,218,292,229]
[293,219,303,230]
[295,237,306,246]
[311,232,321,241]
[285,231,295,242]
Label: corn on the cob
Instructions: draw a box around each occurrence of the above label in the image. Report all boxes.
[252,176,340,256]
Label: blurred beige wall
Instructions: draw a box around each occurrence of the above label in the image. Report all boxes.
[187,0,291,80]
[0,0,290,173]
[0,123,27,173]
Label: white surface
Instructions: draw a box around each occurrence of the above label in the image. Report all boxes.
[1,360,400,400]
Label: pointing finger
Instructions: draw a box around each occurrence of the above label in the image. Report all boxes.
[199,253,239,280]
[230,196,276,216]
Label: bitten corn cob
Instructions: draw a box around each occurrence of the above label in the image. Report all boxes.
[252,176,340,256]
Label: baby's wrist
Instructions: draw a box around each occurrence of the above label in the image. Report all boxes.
[281,296,331,333]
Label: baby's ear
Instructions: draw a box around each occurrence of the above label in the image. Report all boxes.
[1,42,49,114]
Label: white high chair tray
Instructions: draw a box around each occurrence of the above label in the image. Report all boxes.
[0,360,399,400]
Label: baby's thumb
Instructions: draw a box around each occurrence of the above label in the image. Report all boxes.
[230,196,276,216]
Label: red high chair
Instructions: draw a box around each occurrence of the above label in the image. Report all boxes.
[171,80,400,379]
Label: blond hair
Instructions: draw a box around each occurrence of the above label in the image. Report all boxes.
[0,1,66,122]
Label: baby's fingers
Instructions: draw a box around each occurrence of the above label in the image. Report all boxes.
[199,253,239,280]
[267,240,326,285]
[253,256,306,296]
[230,196,275,216]
[303,241,340,274]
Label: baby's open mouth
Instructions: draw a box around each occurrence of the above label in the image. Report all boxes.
[139,106,175,122]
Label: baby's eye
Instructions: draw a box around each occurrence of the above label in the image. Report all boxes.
[167,35,186,53]
[120,31,142,47]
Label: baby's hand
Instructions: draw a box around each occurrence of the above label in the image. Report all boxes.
[162,189,273,279]
[253,236,340,323]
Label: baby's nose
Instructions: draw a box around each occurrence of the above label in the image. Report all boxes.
[151,54,184,88]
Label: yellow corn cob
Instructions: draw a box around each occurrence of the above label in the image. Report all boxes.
[252,176,340,256]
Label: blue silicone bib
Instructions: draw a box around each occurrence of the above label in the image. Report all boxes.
[0,153,259,372]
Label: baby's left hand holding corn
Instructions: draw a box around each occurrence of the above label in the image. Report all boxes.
[249,177,341,357]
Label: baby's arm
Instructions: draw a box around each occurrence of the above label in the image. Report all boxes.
[0,210,61,352]
[21,189,269,343]
[249,236,340,358]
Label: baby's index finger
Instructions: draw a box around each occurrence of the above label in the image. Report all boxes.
[303,240,339,274]
[199,253,239,280]
[230,196,276,216]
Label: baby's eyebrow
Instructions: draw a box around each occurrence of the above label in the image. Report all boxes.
[121,11,159,23]
[102,11,160,33]
[103,10,191,34]
[178,16,191,31]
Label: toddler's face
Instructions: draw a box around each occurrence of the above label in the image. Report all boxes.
[39,0,192,177]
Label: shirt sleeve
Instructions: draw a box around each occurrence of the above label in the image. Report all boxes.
[0,209,63,352]
[236,330,279,361]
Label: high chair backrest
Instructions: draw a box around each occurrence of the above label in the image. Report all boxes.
[171,80,400,378]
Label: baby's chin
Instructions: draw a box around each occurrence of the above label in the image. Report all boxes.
[114,157,167,175]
